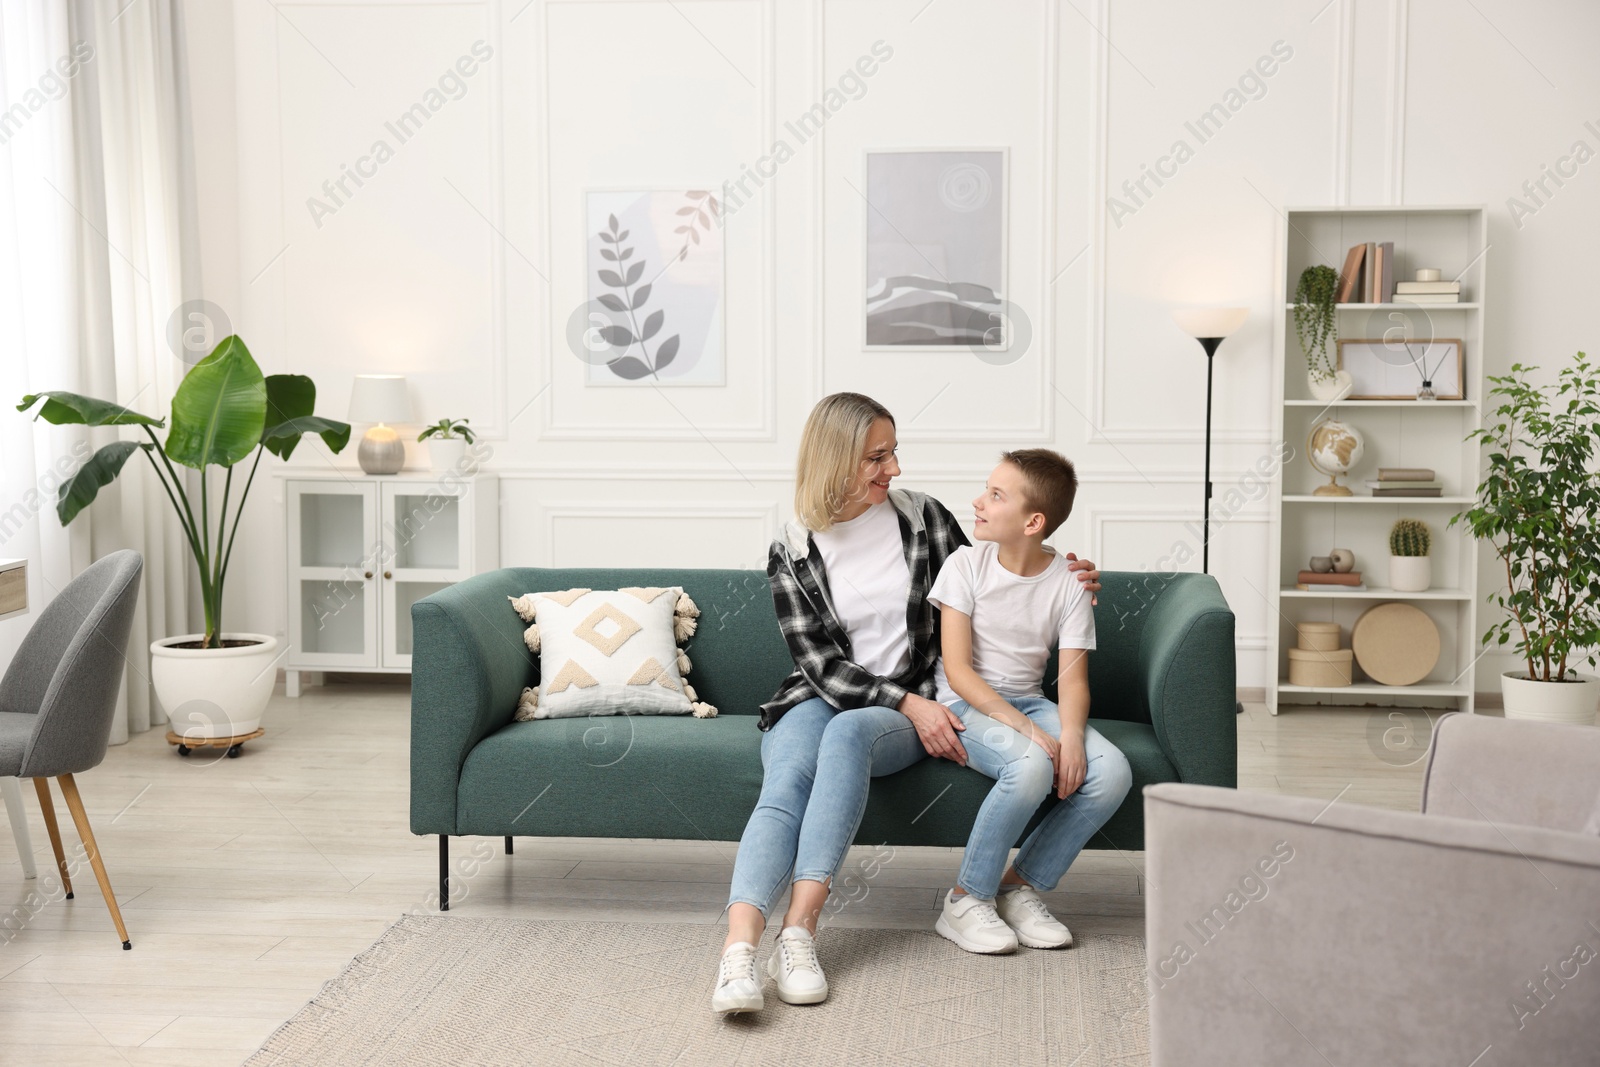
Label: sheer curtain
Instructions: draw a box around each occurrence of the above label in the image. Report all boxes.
[0,0,199,742]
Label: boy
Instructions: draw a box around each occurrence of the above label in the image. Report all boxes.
[926,449,1132,953]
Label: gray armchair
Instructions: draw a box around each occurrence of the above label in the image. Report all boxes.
[1143,712,1600,1066]
[0,550,143,950]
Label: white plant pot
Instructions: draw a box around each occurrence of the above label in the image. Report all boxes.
[427,438,469,471]
[1307,370,1353,402]
[1501,672,1598,725]
[151,632,279,739]
[1389,555,1430,593]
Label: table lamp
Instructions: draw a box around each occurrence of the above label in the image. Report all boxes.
[348,374,411,475]
[1172,307,1249,574]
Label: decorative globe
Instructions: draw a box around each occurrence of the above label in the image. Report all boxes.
[1307,419,1364,496]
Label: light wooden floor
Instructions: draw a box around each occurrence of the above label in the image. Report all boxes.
[0,682,1459,1065]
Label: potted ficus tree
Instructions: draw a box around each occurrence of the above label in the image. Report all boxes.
[18,335,350,740]
[1452,355,1600,725]
[1292,264,1352,402]
[417,417,474,471]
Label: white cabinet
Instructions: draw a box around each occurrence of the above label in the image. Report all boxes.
[282,473,498,695]
[1267,205,1486,715]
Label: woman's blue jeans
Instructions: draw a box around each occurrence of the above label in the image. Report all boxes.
[946,694,1132,899]
[726,696,925,917]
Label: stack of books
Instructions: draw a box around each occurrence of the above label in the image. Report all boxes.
[1395,279,1462,304]
[1337,241,1395,304]
[1366,467,1442,497]
[1296,570,1367,592]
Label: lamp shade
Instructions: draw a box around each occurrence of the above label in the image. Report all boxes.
[1172,307,1249,340]
[348,374,412,424]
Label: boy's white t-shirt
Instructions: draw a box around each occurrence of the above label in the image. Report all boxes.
[809,499,912,679]
[927,542,1096,706]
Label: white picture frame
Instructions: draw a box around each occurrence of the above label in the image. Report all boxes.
[1337,338,1465,400]
[862,148,1008,351]
[582,188,726,387]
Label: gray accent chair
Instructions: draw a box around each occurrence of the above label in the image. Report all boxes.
[1143,712,1600,1065]
[0,550,143,950]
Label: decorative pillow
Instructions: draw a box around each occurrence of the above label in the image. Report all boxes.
[507,586,717,721]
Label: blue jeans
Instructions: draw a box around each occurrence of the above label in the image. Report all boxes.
[726,696,927,917]
[949,695,1132,899]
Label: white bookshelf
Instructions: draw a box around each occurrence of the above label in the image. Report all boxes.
[1267,205,1487,715]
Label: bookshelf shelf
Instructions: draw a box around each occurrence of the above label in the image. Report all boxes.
[1268,205,1486,716]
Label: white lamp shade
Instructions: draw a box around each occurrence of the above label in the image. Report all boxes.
[1172,307,1249,340]
[348,374,412,424]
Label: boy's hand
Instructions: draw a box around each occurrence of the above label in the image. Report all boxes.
[1064,553,1101,606]
[1025,724,1060,767]
[899,693,968,766]
[1055,731,1087,799]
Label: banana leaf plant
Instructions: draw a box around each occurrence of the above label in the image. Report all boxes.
[18,335,350,649]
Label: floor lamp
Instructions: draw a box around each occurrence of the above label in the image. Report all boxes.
[1173,307,1249,712]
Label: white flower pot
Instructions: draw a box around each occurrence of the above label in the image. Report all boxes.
[1389,555,1430,593]
[1307,370,1353,402]
[427,438,469,471]
[1501,672,1598,725]
[151,633,279,739]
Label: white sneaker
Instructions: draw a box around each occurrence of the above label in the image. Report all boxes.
[711,941,764,1014]
[765,925,828,1004]
[935,890,1018,954]
[997,885,1073,948]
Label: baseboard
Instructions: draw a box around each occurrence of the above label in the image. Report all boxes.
[1236,687,1264,704]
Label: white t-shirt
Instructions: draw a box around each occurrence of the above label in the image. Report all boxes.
[927,542,1096,706]
[809,500,912,679]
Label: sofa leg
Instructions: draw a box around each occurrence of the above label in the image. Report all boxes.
[504,835,513,856]
[439,835,449,912]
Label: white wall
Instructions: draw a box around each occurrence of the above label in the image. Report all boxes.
[181,0,1600,690]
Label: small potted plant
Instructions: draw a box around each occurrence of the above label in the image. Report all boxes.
[1452,355,1600,725]
[1292,264,1352,402]
[1388,519,1431,592]
[418,418,474,471]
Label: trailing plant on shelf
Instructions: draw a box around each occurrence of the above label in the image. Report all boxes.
[417,418,475,444]
[1389,518,1431,557]
[18,335,350,650]
[1450,355,1600,696]
[1292,264,1340,382]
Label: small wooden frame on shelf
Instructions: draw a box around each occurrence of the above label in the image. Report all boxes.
[1337,338,1465,400]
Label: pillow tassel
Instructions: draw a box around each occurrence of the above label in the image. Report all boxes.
[675,590,701,619]
[515,687,540,721]
[673,614,698,642]
[676,649,692,675]
[522,624,541,653]
[691,702,718,718]
[508,594,538,622]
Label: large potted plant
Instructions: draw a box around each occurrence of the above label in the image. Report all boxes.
[18,336,350,739]
[1452,355,1600,725]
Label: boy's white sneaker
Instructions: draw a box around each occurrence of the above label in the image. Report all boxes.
[997,885,1073,948]
[935,890,1018,954]
[711,941,764,1014]
[766,925,828,1004]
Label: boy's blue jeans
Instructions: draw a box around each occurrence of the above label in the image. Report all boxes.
[725,693,1132,916]
[947,694,1132,899]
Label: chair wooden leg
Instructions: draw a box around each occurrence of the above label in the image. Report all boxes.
[55,775,131,950]
[31,778,72,899]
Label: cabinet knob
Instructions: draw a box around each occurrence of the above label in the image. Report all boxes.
[384,571,393,579]
[364,571,373,579]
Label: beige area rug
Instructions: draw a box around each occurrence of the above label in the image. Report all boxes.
[247,915,1149,1066]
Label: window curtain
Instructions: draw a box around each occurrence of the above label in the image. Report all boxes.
[0,0,199,742]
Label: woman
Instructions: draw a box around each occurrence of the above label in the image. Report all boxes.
[711,392,1102,1014]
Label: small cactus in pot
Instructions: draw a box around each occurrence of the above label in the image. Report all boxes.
[1389,518,1431,591]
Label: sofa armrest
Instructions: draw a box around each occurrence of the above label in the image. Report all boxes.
[1137,574,1236,787]
[1143,782,1600,1066]
[1422,711,1600,833]
[409,569,536,835]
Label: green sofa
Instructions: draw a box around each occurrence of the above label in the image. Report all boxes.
[411,567,1236,907]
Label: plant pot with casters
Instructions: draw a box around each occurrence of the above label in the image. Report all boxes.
[418,417,474,472]
[19,336,352,743]
[1389,518,1432,592]
[1452,354,1600,726]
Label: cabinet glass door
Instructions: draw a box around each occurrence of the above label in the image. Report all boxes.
[288,482,380,668]
[380,483,469,668]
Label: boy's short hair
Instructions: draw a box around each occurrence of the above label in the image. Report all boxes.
[1000,448,1077,538]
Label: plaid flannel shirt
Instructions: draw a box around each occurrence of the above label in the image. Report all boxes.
[757,488,971,731]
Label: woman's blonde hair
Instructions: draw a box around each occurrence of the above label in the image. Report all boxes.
[794,392,895,532]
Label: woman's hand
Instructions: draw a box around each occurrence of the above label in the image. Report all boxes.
[1064,553,1102,606]
[1055,731,1088,799]
[899,693,968,766]
[1024,723,1060,768]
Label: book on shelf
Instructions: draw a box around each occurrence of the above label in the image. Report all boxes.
[1365,479,1442,489]
[1378,241,1394,302]
[1378,467,1435,481]
[1337,244,1366,303]
[1296,582,1369,592]
[1365,242,1378,302]
[1296,570,1363,586]
[1396,293,1460,304]
[1395,280,1460,294]
[1371,487,1444,497]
